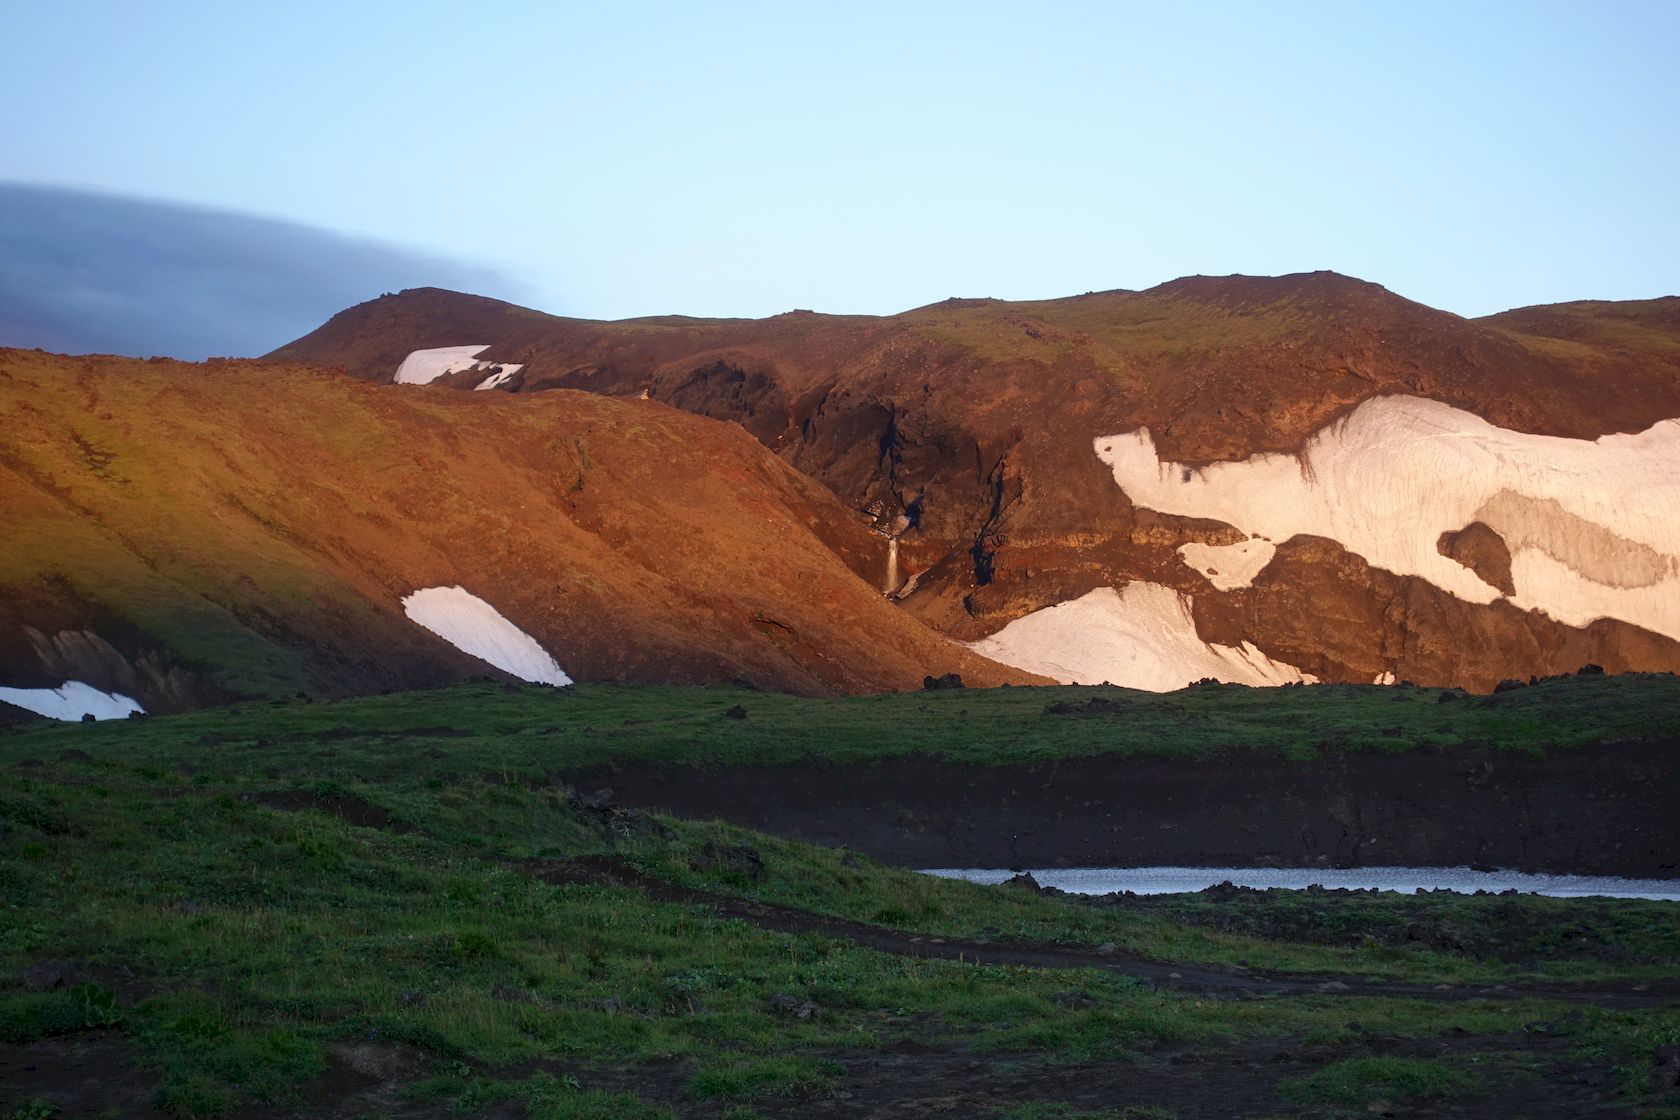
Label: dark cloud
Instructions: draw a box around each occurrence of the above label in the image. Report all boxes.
[0,182,524,360]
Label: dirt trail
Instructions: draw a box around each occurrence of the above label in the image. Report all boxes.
[526,856,1680,1009]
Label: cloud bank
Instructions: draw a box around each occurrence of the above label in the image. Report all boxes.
[0,183,521,360]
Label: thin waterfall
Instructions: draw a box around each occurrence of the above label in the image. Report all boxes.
[885,535,900,594]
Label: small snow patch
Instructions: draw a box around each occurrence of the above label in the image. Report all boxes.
[402,587,571,686]
[1178,538,1277,590]
[0,681,144,721]
[967,583,1315,691]
[393,346,525,388]
[473,365,521,391]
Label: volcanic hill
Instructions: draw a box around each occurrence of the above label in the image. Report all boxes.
[271,274,1680,691]
[0,348,1031,720]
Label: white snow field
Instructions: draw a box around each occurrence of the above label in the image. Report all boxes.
[0,681,144,721]
[922,866,1680,901]
[401,586,571,686]
[967,583,1315,691]
[1094,395,1680,640]
[393,345,524,387]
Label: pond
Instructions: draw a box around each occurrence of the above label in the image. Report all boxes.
[921,865,1680,900]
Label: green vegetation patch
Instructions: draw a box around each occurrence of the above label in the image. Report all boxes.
[1280,1055,1484,1108]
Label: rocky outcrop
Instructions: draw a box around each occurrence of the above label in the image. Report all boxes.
[1438,522,1516,596]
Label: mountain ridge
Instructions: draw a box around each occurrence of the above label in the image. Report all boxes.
[267,273,1680,693]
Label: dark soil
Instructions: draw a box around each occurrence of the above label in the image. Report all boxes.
[252,789,414,833]
[3,1009,1647,1120]
[574,741,1680,877]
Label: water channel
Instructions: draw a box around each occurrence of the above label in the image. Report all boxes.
[922,866,1680,900]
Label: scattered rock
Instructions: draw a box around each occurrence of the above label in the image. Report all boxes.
[922,673,964,690]
[325,1040,429,1082]
[1050,990,1099,1010]
[576,787,616,810]
[769,992,818,1019]
[690,841,766,881]
[1652,1043,1680,1093]
[1577,663,1605,676]
[723,704,748,720]
[1094,942,1118,956]
[19,960,75,991]
[1493,678,1527,693]
[1001,871,1043,892]
[1315,980,1352,993]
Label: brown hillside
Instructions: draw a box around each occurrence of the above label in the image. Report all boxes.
[0,349,1035,715]
[269,276,1680,689]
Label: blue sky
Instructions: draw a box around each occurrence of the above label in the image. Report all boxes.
[3,0,1677,337]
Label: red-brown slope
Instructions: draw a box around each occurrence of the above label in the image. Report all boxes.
[0,349,1036,715]
[268,275,1680,689]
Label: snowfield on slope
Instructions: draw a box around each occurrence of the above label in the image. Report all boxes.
[394,346,524,387]
[402,587,571,686]
[0,681,144,721]
[1095,395,1680,642]
[967,583,1316,691]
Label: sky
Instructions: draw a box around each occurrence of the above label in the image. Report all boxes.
[2,0,1677,357]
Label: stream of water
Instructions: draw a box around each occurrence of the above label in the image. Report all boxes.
[921,866,1680,900]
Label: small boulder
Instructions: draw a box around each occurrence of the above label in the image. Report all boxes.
[1493,678,1527,693]
[922,673,965,690]
[1001,871,1043,892]
[1050,990,1098,1010]
[769,992,818,1019]
[690,841,766,881]
[723,704,748,720]
[1652,1043,1680,1093]
[18,960,74,991]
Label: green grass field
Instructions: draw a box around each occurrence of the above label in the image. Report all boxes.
[3,679,1679,1117]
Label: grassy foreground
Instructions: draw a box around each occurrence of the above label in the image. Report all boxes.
[2,681,1679,1117]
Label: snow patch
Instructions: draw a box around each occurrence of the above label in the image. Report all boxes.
[1095,396,1680,642]
[395,345,490,384]
[394,346,524,388]
[473,365,521,391]
[1177,537,1277,590]
[0,681,143,721]
[401,586,571,686]
[967,583,1316,691]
